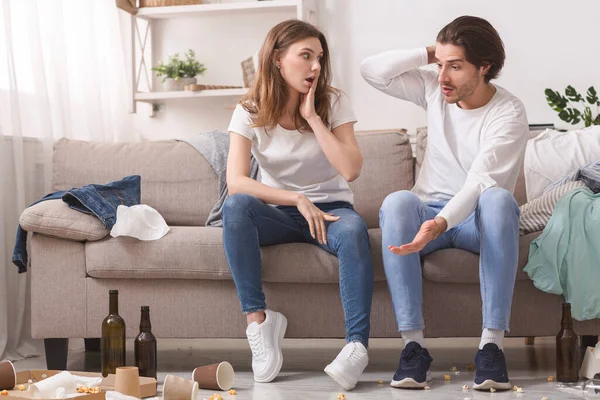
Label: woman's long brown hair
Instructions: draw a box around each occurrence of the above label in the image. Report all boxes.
[240,19,337,132]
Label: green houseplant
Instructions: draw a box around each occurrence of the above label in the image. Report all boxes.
[152,49,206,91]
[545,85,600,127]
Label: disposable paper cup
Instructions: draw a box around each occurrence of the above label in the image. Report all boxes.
[163,374,198,400]
[29,371,77,398]
[114,367,141,399]
[192,362,234,391]
[0,360,16,390]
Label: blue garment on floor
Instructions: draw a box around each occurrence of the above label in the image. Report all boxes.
[524,187,600,320]
[13,175,141,273]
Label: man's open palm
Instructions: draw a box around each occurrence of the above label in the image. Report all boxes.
[388,219,439,256]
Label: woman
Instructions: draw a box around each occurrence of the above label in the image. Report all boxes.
[223,19,373,391]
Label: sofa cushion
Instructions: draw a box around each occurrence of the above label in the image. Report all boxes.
[350,130,414,228]
[52,138,218,226]
[85,226,388,283]
[20,199,109,241]
[422,232,541,283]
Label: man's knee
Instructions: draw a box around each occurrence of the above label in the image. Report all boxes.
[380,190,422,215]
[479,187,518,213]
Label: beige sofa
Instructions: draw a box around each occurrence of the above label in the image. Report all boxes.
[28,131,600,369]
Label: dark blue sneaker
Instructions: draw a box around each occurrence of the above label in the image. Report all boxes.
[473,343,512,391]
[390,342,433,388]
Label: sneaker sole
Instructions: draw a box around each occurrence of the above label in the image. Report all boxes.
[254,313,288,383]
[390,372,432,389]
[324,364,356,391]
[473,379,512,391]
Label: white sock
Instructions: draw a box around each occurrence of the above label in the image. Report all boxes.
[401,329,425,347]
[479,328,505,350]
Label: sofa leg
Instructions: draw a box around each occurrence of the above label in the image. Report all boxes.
[44,338,68,370]
[84,338,101,352]
[580,335,598,349]
[525,336,535,345]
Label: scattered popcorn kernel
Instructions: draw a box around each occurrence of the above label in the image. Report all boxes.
[0,391,8,396]
[513,385,524,392]
[547,376,555,382]
[444,374,452,381]
[209,395,223,400]
[228,389,236,396]
[490,388,496,393]
[377,380,383,384]
[516,387,524,393]
[462,384,469,391]
[337,394,346,400]
[467,363,475,371]
[450,366,458,372]
[90,387,101,394]
[424,386,431,390]
[541,397,548,400]
[27,379,33,384]
[17,385,26,391]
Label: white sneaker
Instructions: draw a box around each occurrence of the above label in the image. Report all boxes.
[246,309,288,383]
[324,342,369,390]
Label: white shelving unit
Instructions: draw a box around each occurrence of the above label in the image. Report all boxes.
[130,0,318,115]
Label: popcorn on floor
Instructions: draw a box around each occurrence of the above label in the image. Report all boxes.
[462,384,469,391]
[17,385,26,391]
[228,389,236,395]
[377,380,383,384]
[444,374,452,381]
[547,376,555,382]
[513,385,524,393]
[0,391,8,396]
[337,393,346,400]
[490,388,496,393]
[209,394,223,400]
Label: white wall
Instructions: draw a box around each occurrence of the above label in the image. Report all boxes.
[132,0,600,139]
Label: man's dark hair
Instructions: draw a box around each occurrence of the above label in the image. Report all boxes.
[437,16,505,83]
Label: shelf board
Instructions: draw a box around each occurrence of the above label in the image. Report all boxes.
[136,0,302,20]
[135,88,248,101]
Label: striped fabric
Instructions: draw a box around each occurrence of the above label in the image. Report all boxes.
[519,180,587,235]
[543,161,600,194]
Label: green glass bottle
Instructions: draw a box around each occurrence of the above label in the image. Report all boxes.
[101,290,126,377]
[134,306,157,379]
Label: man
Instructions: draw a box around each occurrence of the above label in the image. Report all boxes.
[361,16,528,391]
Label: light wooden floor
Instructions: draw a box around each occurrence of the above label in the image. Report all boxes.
[14,337,594,399]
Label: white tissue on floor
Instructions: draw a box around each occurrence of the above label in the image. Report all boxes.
[110,204,170,240]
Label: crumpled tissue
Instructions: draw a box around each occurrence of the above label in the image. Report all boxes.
[110,205,170,241]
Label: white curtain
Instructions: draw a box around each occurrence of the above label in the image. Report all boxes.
[0,0,138,360]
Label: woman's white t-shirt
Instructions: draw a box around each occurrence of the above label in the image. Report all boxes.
[227,92,357,204]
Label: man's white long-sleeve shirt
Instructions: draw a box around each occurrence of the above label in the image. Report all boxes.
[361,48,529,230]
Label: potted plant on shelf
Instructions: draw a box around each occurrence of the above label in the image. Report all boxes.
[152,49,206,91]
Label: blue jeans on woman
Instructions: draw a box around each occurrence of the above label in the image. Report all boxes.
[222,193,374,348]
[379,188,520,333]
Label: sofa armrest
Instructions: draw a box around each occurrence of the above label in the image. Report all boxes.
[30,233,87,339]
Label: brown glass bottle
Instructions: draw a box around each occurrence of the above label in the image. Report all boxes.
[134,306,157,379]
[101,290,126,377]
[556,303,579,382]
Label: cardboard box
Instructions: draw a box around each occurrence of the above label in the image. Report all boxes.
[3,370,157,400]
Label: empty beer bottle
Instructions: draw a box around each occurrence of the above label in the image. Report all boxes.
[556,303,579,382]
[101,290,126,377]
[134,306,157,379]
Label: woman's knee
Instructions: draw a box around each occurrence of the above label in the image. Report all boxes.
[223,193,261,221]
